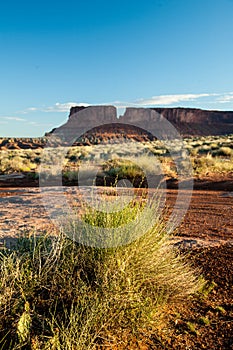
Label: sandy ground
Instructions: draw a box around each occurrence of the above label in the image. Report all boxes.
[0,186,233,249]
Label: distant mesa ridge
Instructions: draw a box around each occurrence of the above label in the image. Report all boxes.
[150,107,233,136]
[60,105,233,141]
[68,105,233,124]
[69,105,233,124]
[1,106,233,150]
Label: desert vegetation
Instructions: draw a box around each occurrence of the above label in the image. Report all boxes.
[0,134,233,185]
[0,135,232,349]
[0,196,203,349]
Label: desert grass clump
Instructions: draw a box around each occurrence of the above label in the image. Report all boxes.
[0,196,202,349]
[192,153,233,175]
[213,146,232,157]
[103,158,145,179]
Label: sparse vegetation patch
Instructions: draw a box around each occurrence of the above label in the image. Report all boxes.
[0,197,202,349]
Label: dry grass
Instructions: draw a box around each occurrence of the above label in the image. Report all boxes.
[0,134,232,181]
[0,195,202,349]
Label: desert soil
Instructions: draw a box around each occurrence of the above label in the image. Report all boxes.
[0,186,232,247]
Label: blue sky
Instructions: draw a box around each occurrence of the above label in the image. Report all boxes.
[1,0,233,137]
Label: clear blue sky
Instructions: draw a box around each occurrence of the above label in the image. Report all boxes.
[1,0,233,137]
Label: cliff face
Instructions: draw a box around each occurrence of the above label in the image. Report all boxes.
[152,107,233,124]
[66,106,233,140]
[1,107,233,150]
[150,108,233,136]
[44,105,233,147]
[69,106,116,126]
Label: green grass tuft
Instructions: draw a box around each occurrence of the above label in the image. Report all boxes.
[0,195,203,349]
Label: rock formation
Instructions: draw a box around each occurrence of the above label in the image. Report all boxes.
[53,106,233,145]
[67,106,233,138]
[1,106,233,150]
[151,107,233,136]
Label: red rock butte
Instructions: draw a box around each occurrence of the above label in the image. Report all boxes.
[49,106,233,145]
[1,106,233,150]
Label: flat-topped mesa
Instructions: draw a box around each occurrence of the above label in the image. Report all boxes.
[66,106,157,143]
[150,107,233,136]
[122,107,233,136]
[152,107,233,123]
[67,106,233,137]
[46,106,233,147]
[2,106,233,150]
